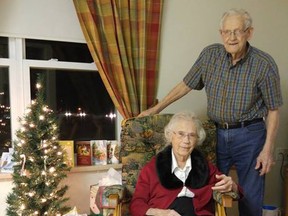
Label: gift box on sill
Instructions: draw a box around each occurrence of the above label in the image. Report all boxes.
[107,140,120,164]
[91,140,107,165]
[59,140,75,167]
[75,141,92,166]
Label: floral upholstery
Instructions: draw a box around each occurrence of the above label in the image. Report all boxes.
[120,114,173,196]
[119,114,218,215]
[197,119,217,164]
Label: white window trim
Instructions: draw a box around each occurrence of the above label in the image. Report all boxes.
[4,37,101,141]
[1,36,122,145]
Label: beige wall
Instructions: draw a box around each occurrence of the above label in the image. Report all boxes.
[0,181,12,215]
[0,0,84,42]
[0,0,287,214]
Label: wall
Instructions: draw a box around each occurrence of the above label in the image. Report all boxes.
[0,180,12,215]
[0,0,84,42]
[0,0,287,214]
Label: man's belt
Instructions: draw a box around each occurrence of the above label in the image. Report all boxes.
[215,118,264,130]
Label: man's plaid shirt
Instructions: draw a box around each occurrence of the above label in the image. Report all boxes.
[183,43,283,123]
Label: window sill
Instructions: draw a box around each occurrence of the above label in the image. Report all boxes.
[0,163,122,181]
[0,172,12,181]
[70,163,122,173]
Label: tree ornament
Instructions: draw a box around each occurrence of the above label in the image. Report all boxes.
[20,154,26,176]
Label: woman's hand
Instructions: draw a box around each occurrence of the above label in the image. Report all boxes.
[146,208,181,216]
[211,174,238,193]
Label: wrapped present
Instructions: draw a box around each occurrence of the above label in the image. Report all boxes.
[90,168,124,216]
[90,184,125,216]
[0,148,14,173]
[90,184,101,215]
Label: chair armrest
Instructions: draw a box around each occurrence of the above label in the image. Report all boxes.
[108,194,120,208]
[96,185,125,209]
[103,185,125,201]
[221,194,233,208]
[108,194,122,216]
[213,190,239,208]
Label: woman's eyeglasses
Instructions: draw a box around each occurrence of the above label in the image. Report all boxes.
[173,131,198,140]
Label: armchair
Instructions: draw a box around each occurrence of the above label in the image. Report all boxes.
[102,114,237,216]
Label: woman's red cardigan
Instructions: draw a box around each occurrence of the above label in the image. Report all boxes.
[130,146,242,216]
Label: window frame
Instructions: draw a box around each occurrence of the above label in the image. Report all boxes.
[1,37,120,145]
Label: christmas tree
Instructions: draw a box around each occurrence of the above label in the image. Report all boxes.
[6,75,71,215]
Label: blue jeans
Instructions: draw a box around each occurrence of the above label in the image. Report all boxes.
[216,121,266,216]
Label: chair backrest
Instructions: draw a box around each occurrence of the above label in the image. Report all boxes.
[120,114,173,198]
[120,114,217,198]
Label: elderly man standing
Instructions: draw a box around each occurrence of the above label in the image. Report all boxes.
[139,9,283,216]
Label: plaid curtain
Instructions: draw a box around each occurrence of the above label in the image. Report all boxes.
[73,0,163,118]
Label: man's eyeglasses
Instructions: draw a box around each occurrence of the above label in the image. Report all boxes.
[173,131,198,140]
[221,28,249,37]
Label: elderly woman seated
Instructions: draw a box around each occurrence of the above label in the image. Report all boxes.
[130,112,242,216]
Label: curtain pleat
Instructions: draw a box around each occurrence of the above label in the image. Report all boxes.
[73,0,163,118]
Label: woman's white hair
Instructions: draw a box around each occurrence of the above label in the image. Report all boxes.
[164,112,206,146]
[220,8,253,30]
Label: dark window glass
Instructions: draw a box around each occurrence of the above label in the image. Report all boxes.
[0,67,11,155]
[25,39,93,63]
[30,69,116,141]
[0,37,9,58]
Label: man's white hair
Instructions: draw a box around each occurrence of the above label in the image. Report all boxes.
[220,8,253,30]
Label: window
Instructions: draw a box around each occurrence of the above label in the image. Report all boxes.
[25,39,93,63]
[26,39,116,141]
[30,69,116,140]
[0,37,116,154]
[0,37,8,58]
[0,67,11,155]
[0,37,10,155]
